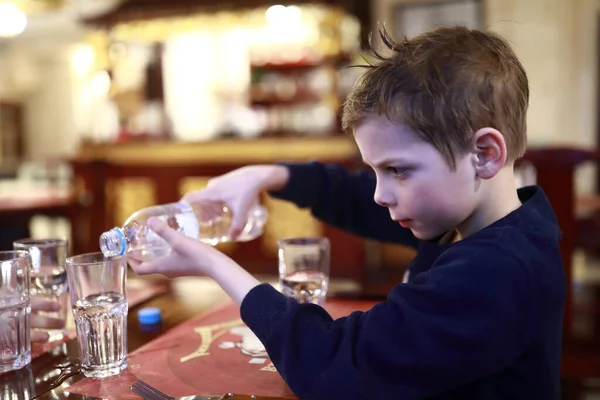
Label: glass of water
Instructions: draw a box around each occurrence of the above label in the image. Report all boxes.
[0,250,32,373]
[65,252,128,378]
[278,237,330,305]
[13,238,68,342]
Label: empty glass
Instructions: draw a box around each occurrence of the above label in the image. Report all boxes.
[278,237,330,305]
[13,238,68,342]
[65,252,128,378]
[0,250,31,373]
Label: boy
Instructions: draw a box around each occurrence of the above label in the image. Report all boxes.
[132,26,566,399]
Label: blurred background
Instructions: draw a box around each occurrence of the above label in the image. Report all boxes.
[0,0,599,396]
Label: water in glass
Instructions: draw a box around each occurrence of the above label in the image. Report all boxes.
[281,270,328,305]
[0,295,31,373]
[72,292,127,378]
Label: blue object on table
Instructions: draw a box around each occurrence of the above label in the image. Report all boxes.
[138,307,161,325]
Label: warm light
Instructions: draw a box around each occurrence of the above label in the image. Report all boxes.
[0,3,27,38]
[260,4,310,52]
[265,4,286,24]
[72,45,95,77]
[264,4,306,44]
[266,4,303,26]
[89,70,111,97]
[285,5,302,23]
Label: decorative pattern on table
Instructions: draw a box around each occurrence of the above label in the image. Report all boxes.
[63,301,296,399]
[178,318,277,373]
[63,299,378,399]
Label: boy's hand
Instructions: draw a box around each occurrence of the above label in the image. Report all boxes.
[181,165,288,239]
[129,217,232,279]
[30,298,65,343]
[129,217,261,305]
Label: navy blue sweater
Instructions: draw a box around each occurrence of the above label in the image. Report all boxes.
[240,162,566,400]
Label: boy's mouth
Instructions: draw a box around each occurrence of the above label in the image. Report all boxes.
[398,219,412,228]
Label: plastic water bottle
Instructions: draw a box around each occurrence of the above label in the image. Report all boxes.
[99,201,268,261]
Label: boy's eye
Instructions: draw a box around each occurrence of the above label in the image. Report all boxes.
[385,166,409,178]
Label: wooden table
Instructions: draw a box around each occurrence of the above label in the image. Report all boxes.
[5,273,600,399]
[0,277,376,399]
[0,277,226,399]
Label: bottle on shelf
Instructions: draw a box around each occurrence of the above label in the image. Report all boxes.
[99,201,268,261]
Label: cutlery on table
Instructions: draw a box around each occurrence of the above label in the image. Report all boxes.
[130,379,267,400]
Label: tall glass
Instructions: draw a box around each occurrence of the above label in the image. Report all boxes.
[13,238,68,342]
[65,252,128,378]
[0,250,31,373]
[278,237,330,305]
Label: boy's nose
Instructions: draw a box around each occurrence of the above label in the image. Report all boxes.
[374,183,396,208]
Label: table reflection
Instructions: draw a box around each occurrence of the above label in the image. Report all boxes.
[0,343,80,399]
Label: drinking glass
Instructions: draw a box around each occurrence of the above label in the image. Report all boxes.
[278,237,330,305]
[0,250,31,373]
[13,238,68,342]
[65,252,128,378]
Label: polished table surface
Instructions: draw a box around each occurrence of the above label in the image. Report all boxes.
[4,272,600,399]
[0,276,372,400]
[0,277,275,399]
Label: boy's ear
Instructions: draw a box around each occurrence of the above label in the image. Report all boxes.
[472,127,507,179]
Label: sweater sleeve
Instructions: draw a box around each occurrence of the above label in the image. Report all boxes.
[240,238,534,400]
[268,161,418,247]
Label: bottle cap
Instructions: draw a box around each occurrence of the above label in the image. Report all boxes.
[111,227,127,256]
[138,307,161,325]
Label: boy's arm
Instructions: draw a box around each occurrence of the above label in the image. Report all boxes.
[240,240,536,399]
[270,162,418,247]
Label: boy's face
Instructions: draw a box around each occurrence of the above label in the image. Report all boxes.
[355,117,480,240]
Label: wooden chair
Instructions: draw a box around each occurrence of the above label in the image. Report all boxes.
[519,147,600,340]
[518,147,600,399]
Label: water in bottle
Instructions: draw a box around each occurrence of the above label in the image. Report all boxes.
[99,201,267,261]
